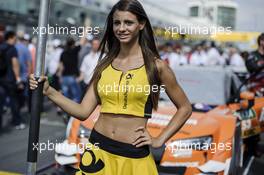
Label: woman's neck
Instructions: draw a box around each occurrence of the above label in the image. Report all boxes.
[118,37,142,59]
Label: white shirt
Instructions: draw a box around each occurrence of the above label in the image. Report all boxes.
[80,51,100,84]
[46,47,63,75]
[189,51,208,66]
[230,53,245,67]
[206,47,225,65]
[168,52,187,69]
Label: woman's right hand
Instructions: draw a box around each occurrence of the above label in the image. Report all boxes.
[29,74,50,95]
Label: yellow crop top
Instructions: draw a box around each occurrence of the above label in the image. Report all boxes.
[97,63,152,118]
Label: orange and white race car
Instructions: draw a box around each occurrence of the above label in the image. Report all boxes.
[55,66,264,175]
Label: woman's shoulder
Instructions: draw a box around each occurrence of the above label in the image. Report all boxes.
[154,57,167,74]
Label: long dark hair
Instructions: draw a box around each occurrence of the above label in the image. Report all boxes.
[91,0,161,110]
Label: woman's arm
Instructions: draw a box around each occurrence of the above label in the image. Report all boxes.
[133,59,192,148]
[153,59,192,146]
[47,82,98,121]
[29,74,98,121]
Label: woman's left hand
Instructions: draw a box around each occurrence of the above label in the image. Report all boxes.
[132,126,164,148]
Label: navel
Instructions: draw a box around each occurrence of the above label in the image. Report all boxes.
[111,130,115,137]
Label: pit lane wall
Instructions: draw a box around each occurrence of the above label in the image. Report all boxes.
[160,66,242,105]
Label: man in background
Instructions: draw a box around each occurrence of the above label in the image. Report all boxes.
[78,34,92,69]
[248,33,264,70]
[0,31,25,130]
[206,41,225,66]
[228,47,245,67]
[15,34,32,113]
[246,33,264,96]
[189,44,208,66]
[77,38,101,98]
[46,39,63,115]
[59,37,82,103]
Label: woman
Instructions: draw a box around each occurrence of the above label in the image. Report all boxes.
[29,0,192,174]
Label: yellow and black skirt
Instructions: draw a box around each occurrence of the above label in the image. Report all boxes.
[76,129,158,175]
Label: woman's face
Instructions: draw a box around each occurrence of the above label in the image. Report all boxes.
[113,10,145,44]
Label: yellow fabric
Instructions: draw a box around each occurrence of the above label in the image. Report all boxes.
[75,143,158,175]
[0,171,21,175]
[97,64,152,117]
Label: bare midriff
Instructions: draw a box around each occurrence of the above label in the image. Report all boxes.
[93,113,148,144]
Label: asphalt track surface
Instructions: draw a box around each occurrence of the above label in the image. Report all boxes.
[0,99,66,174]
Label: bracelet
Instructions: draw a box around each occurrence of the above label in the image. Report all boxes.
[48,76,53,84]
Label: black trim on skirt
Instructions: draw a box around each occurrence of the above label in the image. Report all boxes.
[89,129,150,158]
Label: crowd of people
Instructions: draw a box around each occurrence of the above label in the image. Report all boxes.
[159,41,248,69]
[0,30,263,132]
[44,36,101,117]
[0,31,103,131]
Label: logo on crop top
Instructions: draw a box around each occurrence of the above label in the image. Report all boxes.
[126,73,133,80]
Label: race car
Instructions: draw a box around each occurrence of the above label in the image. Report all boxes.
[54,65,264,175]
